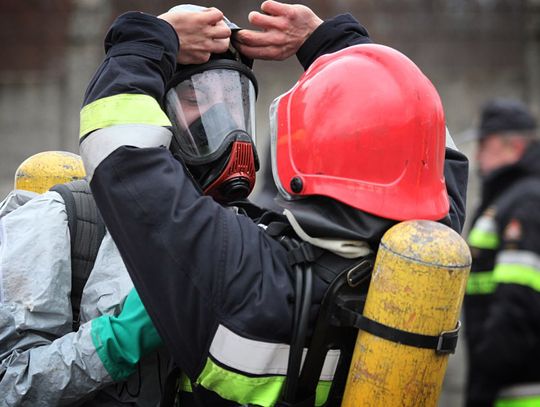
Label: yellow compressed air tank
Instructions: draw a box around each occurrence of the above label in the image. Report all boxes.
[14,151,86,194]
[342,220,471,407]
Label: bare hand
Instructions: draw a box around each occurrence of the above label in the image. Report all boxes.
[235,1,323,61]
[158,8,231,64]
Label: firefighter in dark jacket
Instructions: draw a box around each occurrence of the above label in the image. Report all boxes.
[78,2,469,405]
[464,99,540,407]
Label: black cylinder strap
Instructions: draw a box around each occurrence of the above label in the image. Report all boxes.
[337,304,460,354]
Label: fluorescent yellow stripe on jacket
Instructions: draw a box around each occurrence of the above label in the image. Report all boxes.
[196,358,331,407]
[497,383,540,406]
[493,250,540,292]
[468,228,499,250]
[466,271,496,294]
[468,214,499,250]
[80,94,171,138]
[493,264,540,292]
[496,395,540,407]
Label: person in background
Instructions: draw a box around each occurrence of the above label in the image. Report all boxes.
[0,150,173,406]
[464,98,540,407]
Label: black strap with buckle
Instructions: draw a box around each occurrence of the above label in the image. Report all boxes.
[286,241,324,266]
[337,304,461,354]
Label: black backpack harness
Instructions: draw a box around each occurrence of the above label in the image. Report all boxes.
[41,187,459,406]
[50,179,106,330]
[256,209,460,407]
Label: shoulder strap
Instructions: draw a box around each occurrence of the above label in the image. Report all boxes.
[50,179,106,330]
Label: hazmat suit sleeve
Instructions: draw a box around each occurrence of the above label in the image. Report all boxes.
[0,190,167,406]
[0,192,114,406]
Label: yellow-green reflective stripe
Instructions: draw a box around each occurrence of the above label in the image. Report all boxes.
[198,358,283,407]
[466,271,496,294]
[493,264,540,292]
[196,358,331,407]
[468,228,499,249]
[180,372,192,392]
[496,396,540,407]
[315,380,331,406]
[80,94,171,138]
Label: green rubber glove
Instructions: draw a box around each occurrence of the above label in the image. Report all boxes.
[91,288,163,381]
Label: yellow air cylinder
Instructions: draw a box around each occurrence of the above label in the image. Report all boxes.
[342,220,471,407]
[14,151,86,194]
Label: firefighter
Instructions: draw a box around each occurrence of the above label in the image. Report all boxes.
[464,99,540,407]
[1,159,173,405]
[0,8,256,406]
[78,2,469,406]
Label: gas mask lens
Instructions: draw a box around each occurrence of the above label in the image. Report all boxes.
[166,68,256,164]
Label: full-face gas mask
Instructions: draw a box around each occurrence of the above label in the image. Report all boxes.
[164,7,259,202]
[166,61,258,202]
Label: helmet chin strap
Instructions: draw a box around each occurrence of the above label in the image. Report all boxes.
[203,141,257,203]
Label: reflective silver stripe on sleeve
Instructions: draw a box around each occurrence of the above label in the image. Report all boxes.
[475,215,497,234]
[498,383,540,398]
[80,124,172,181]
[209,324,340,380]
[446,127,459,151]
[497,250,540,269]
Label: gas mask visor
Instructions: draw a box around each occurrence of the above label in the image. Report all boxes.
[165,63,257,166]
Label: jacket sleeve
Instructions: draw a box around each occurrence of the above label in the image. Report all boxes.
[471,197,540,381]
[80,13,293,379]
[443,146,469,234]
[0,193,114,406]
[79,12,177,181]
[296,13,372,70]
[297,16,469,233]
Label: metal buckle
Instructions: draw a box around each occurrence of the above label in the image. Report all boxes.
[346,257,374,288]
[436,320,461,354]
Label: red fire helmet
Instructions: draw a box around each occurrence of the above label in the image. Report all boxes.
[270,44,449,221]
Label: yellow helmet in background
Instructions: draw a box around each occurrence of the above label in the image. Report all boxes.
[14,151,86,194]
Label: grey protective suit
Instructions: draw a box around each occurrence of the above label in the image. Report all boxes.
[0,190,170,406]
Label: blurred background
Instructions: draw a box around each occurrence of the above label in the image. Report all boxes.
[1,1,539,405]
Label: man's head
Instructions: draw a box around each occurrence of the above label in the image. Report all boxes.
[476,98,537,177]
[164,5,259,203]
[270,44,449,221]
